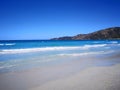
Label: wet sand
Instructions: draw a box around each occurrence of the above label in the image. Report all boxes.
[0,54,120,90]
[31,64,120,90]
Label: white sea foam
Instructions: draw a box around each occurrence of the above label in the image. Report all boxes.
[0,44,109,54]
[0,44,4,46]
[58,50,114,56]
[0,65,16,69]
[5,43,16,46]
[83,44,106,49]
[0,43,15,46]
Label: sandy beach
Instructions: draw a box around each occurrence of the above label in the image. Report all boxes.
[0,58,120,90]
[31,64,120,90]
[0,44,120,90]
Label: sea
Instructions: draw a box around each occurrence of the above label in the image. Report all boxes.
[0,40,120,73]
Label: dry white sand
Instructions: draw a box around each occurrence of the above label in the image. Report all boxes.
[31,64,120,90]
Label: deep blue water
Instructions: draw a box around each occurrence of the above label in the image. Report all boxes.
[0,40,120,73]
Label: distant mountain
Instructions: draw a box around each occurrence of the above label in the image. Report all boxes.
[51,27,120,40]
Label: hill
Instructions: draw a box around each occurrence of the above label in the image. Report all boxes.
[51,27,120,40]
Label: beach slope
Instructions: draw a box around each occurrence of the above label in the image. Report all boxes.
[31,64,120,90]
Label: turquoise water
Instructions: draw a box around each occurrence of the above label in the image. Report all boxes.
[0,40,120,73]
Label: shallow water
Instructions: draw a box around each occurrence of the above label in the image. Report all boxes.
[0,40,120,73]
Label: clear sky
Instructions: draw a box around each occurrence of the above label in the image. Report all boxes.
[0,0,120,40]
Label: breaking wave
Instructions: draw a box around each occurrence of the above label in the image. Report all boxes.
[0,44,107,54]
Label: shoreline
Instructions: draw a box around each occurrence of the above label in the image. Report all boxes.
[0,52,120,90]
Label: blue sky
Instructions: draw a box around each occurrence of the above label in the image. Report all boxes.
[0,0,120,40]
